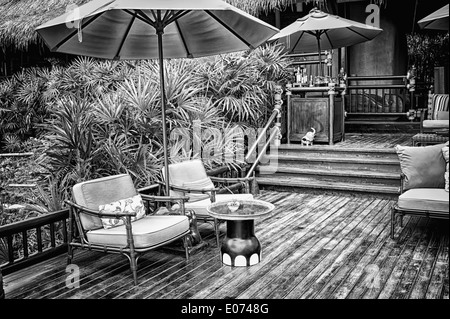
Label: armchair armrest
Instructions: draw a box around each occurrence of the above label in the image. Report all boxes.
[209,176,255,183]
[155,180,220,194]
[140,194,190,203]
[420,109,427,133]
[210,176,254,194]
[399,173,406,194]
[169,184,221,194]
[65,200,137,218]
[137,183,160,195]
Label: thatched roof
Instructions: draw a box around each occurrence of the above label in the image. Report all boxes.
[0,0,385,51]
[0,0,89,50]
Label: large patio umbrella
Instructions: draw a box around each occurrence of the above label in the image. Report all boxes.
[35,0,279,195]
[418,4,449,30]
[269,8,382,76]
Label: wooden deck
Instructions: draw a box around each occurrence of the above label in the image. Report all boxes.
[4,189,449,300]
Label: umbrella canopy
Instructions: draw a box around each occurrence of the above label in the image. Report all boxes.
[35,0,279,194]
[269,8,382,75]
[418,4,449,30]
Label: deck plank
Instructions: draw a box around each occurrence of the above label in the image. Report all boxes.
[244,196,378,299]
[3,190,448,299]
[284,198,390,299]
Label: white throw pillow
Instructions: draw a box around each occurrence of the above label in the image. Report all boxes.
[99,194,146,229]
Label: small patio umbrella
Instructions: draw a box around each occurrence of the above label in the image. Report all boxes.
[418,4,449,30]
[35,0,279,195]
[269,8,382,76]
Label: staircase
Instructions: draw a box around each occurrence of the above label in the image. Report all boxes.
[255,144,401,197]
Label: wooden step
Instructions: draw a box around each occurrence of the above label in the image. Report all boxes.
[263,154,400,173]
[255,175,400,196]
[256,142,402,196]
[257,165,400,186]
[276,144,399,159]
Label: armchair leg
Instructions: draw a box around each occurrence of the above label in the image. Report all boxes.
[128,255,138,286]
[185,210,202,246]
[67,244,74,265]
[391,208,396,239]
[214,218,221,248]
[125,219,138,285]
[182,236,190,262]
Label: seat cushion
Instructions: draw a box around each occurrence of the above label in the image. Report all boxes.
[86,215,189,249]
[422,119,449,129]
[182,193,254,218]
[395,144,446,190]
[398,188,449,213]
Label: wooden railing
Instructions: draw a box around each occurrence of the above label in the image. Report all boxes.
[0,209,69,276]
[345,75,410,116]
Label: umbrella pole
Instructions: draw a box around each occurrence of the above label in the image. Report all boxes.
[157,29,170,197]
[316,34,323,77]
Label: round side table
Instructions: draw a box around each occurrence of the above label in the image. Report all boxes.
[207,199,274,267]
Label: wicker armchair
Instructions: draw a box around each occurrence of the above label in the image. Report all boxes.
[420,93,449,133]
[391,144,449,239]
[65,174,191,285]
[162,159,255,247]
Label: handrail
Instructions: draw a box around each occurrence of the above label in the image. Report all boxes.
[245,126,280,179]
[245,108,280,163]
[244,85,283,179]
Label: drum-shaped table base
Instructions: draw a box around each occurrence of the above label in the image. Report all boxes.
[207,199,274,267]
[221,220,261,267]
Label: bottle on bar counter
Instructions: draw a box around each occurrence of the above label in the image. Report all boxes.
[296,67,301,84]
[302,67,308,85]
[339,67,347,88]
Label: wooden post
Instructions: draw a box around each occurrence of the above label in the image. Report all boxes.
[274,85,283,147]
[285,83,292,144]
[328,83,336,146]
[340,87,346,142]
[0,267,4,299]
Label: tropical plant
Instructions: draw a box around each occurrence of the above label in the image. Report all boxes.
[407,32,449,82]
[0,68,51,151]
[1,42,290,213]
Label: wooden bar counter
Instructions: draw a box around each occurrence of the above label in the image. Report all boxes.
[285,85,346,145]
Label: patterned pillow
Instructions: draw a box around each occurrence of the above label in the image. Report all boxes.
[99,194,146,229]
[443,142,449,192]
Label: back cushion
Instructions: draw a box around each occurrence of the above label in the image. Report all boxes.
[166,159,209,186]
[182,177,215,202]
[165,160,213,200]
[428,94,449,120]
[395,144,446,191]
[72,174,137,230]
[436,111,449,120]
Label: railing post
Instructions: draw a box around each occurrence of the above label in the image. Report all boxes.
[407,65,416,112]
[285,82,292,144]
[274,84,283,147]
[0,267,4,299]
[328,82,336,146]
